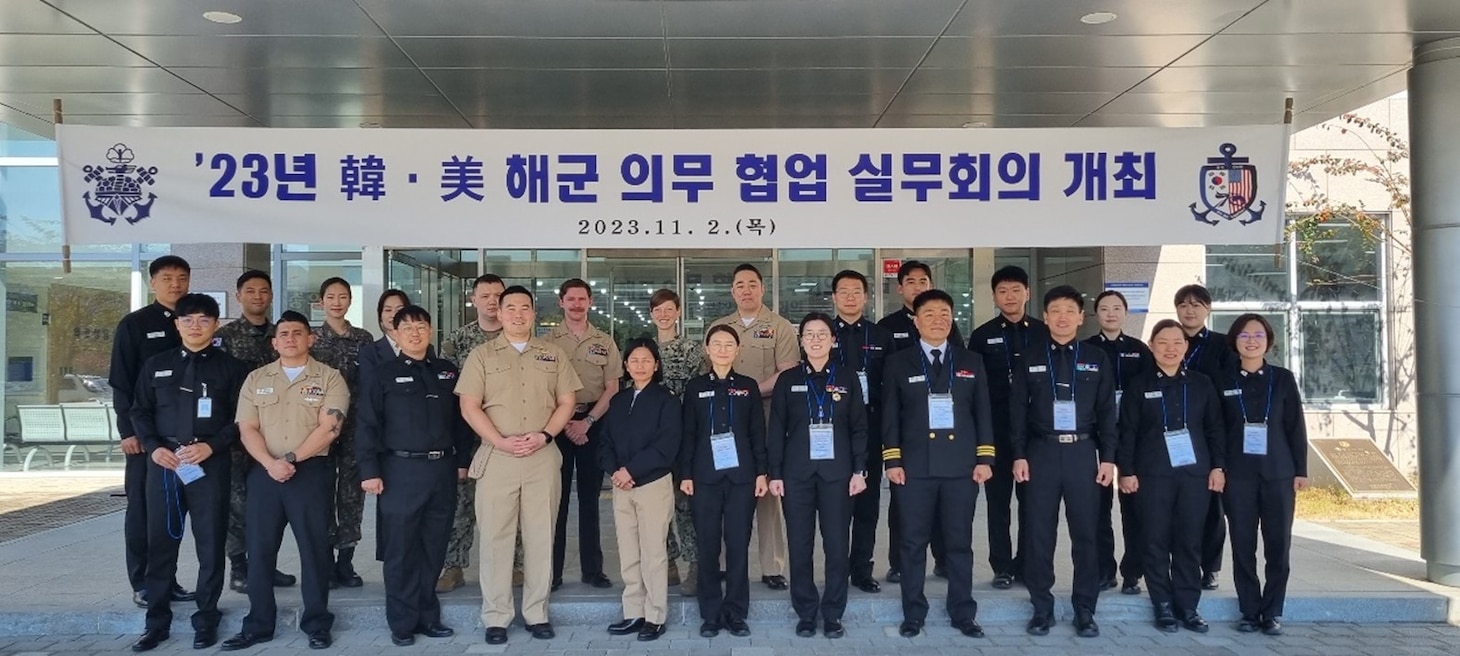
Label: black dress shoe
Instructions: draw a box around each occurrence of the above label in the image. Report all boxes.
[583,572,613,588]
[334,567,364,588]
[1181,611,1210,633]
[130,628,168,652]
[796,619,816,637]
[272,569,298,587]
[1098,576,1118,591]
[171,583,196,602]
[551,578,563,591]
[391,632,415,646]
[219,632,273,651]
[192,627,217,649]
[307,630,332,649]
[886,568,902,584]
[851,576,881,593]
[527,622,555,640]
[699,621,721,638]
[898,620,922,637]
[637,622,666,642]
[933,563,947,579]
[1261,616,1284,636]
[484,627,508,644]
[1154,603,1179,633]
[1237,616,1261,632]
[608,618,645,635]
[954,618,985,638]
[1026,614,1052,636]
[131,590,147,609]
[1201,571,1219,590]
[824,619,845,638]
[1075,609,1099,638]
[762,574,788,590]
[991,573,1014,590]
[1121,578,1142,595]
[416,623,454,638]
[727,618,751,637]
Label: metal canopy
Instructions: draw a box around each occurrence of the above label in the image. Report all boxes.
[1,0,1456,136]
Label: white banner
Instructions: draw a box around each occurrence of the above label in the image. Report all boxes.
[57,125,1287,248]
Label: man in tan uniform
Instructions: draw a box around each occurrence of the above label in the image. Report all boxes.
[709,263,800,591]
[546,278,621,591]
[222,311,349,652]
[457,286,582,645]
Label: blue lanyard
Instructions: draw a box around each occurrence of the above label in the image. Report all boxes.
[1236,366,1275,424]
[806,363,834,422]
[708,381,733,433]
[918,346,955,394]
[1046,342,1079,401]
[1182,331,1204,368]
[1159,379,1188,432]
[162,468,187,540]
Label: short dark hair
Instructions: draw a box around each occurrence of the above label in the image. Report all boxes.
[1094,289,1128,309]
[392,304,432,328]
[991,265,1030,291]
[912,289,954,313]
[621,337,664,385]
[732,263,763,282]
[318,276,351,298]
[236,269,271,290]
[897,260,933,284]
[798,311,835,337]
[174,293,220,319]
[377,289,411,322]
[1174,284,1213,308]
[148,255,190,278]
[832,269,869,293]
[558,278,592,298]
[501,285,534,305]
[276,310,311,332]
[1226,313,1276,353]
[1148,318,1185,343]
[1043,285,1084,311]
[650,289,680,310]
[705,324,740,346]
[472,274,505,291]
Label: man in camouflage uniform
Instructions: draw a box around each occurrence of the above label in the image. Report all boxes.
[213,270,296,594]
[651,288,705,596]
[437,274,505,593]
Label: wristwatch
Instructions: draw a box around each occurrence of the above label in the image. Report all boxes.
[284,451,297,464]
[584,415,597,426]
[855,470,868,478]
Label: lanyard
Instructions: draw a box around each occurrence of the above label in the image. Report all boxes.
[918,346,955,394]
[1046,342,1079,401]
[1159,379,1188,432]
[806,363,835,421]
[1237,366,1275,424]
[708,381,734,434]
[1182,330,1205,369]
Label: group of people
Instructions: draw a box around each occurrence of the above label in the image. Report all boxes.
[110,255,1307,652]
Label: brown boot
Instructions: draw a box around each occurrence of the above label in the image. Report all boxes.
[435,566,464,593]
[667,561,681,587]
[680,564,697,597]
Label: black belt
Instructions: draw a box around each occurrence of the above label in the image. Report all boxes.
[388,448,455,460]
[1048,433,1090,444]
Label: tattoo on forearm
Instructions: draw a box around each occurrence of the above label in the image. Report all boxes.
[327,408,345,434]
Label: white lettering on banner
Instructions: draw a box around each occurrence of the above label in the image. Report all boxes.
[57,125,1288,248]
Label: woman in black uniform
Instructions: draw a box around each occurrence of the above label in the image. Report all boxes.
[1220,313,1307,637]
[1117,319,1226,634]
[768,312,869,640]
[680,324,768,639]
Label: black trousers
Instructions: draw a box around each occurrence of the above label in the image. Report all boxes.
[143,454,230,631]
[895,476,978,624]
[379,457,457,635]
[1022,439,1100,617]
[691,479,756,623]
[1224,477,1295,620]
[553,424,604,581]
[849,425,882,581]
[124,452,150,591]
[1202,491,1226,575]
[1099,483,1144,581]
[784,475,851,622]
[985,446,1027,576]
[885,486,946,572]
[1140,474,1208,614]
[242,458,334,636]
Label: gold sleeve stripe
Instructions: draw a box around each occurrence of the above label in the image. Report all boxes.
[976,446,997,456]
[881,448,902,459]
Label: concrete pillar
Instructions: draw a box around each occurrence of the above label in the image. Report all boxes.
[1411,36,1460,586]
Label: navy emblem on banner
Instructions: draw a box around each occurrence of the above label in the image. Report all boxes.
[81,143,159,225]
[1190,142,1267,226]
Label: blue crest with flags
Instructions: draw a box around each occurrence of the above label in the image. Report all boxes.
[1190,142,1267,226]
[81,143,159,225]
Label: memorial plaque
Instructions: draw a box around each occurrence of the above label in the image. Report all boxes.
[1309,439,1417,499]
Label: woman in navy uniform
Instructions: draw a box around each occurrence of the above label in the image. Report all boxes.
[598,337,681,643]
[768,312,869,640]
[1220,313,1308,636]
[1117,319,1226,634]
[679,324,768,639]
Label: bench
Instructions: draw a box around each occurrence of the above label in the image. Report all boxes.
[60,404,121,468]
[12,404,121,471]
[15,405,66,471]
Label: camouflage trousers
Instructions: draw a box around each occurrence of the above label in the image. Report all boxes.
[665,484,697,565]
[330,429,364,551]
[225,448,250,559]
[444,477,528,571]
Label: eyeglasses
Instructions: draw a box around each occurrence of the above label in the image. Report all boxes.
[1237,332,1267,341]
[801,332,833,341]
[177,317,216,328]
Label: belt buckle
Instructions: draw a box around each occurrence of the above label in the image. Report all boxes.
[1057,434,1077,444]
[427,450,445,460]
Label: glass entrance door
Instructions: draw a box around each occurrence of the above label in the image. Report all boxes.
[586,250,773,349]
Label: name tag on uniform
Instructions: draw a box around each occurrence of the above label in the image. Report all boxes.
[698,390,716,399]
[856,371,869,404]
[1243,423,1269,455]
[986,337,1004,345]
[1028,365,1047,373]
[1223,388,1242,397]
[154,370,173,378]
[809,423,835,460]
[1144,391,1163,399]
[893,332,910,339]
[197,398,213,418]
[255,387,274,395]
[1164,429,1197,467]
[955,369,976,379]
[928,393,955,429]
[1076,363,1100,373]
[1120,352,1141,358]
[395,376,414,383]
[146,331,166,339]
[1053,400,1077,431]
[907,375,926,383]
[791,384,808,393]
[710,431,739,471]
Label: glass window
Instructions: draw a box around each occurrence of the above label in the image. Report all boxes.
[0,123,56,157]
[585,256,677,349]
[479,250,580,335]
[880,253,972,330]
[1211,310,1289,369]
[1298,222,1381,302]
[387,249,475,345]
[777,249,874,322]
[0,165,133,255]
[1207,243,1290,303]
[1299,310,1382,403]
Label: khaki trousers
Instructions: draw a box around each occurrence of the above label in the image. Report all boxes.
[612,475,674,624]
[476,443,562,627]
[756,495,787,576]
